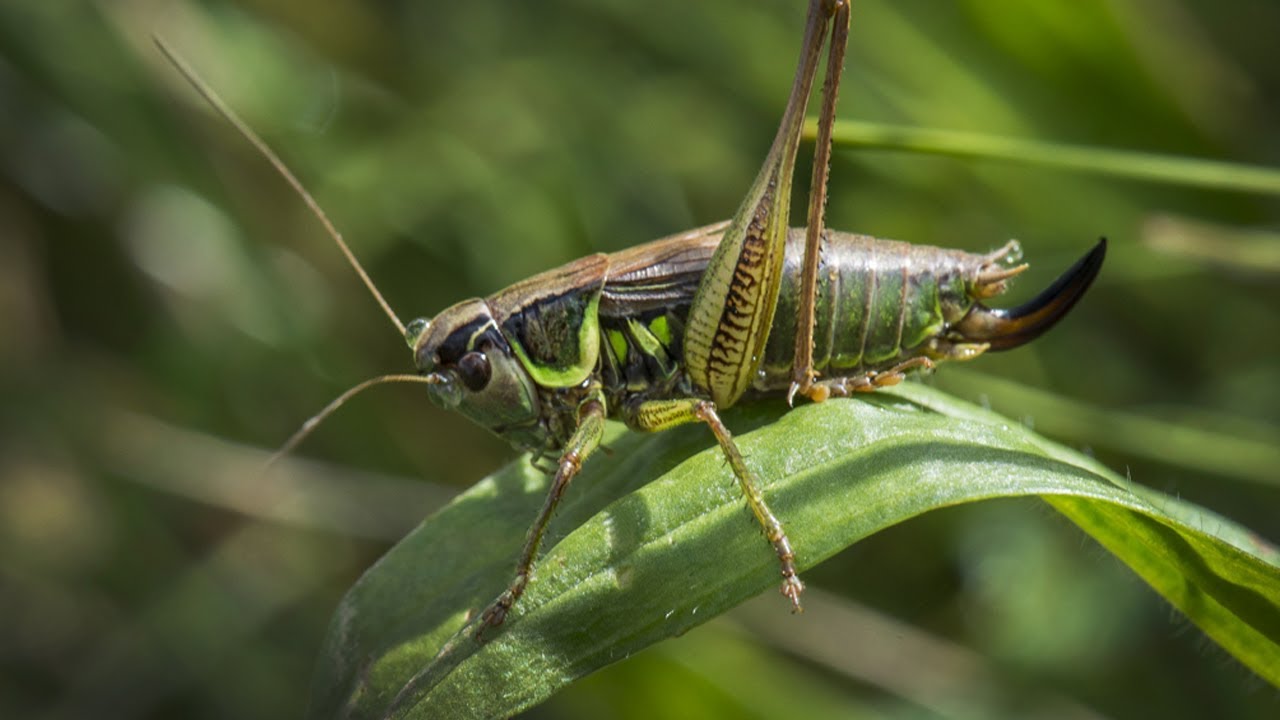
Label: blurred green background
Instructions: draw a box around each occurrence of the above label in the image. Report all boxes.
[3,0,1278,718]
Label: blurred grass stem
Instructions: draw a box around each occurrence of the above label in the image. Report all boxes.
[815,119,1280,196]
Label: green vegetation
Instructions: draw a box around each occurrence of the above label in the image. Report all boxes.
[2,1,1277,718]
[315,388,1279,718]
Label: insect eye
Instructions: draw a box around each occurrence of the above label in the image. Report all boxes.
[456,351,492,392]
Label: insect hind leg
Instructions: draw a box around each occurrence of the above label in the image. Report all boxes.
[816,357,936,399]
[789,0,852,406]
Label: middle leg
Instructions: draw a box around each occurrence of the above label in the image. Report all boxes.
[628,397,804,611]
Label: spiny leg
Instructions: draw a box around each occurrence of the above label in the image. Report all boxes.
[684,0,845,410]
[628,398,803,611]
[790,0,852,406]
[476,393,607,640]
[816,341,994,399]
[818,357,935,398]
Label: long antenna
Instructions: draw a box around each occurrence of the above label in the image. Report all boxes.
[154,36,407,337]
[264,373,441,471]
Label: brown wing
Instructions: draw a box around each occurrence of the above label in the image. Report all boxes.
[599,221,725,317]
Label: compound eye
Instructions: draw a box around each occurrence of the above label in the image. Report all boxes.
[456,351,492,392]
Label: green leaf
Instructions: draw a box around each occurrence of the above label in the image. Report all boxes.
[308,384,1280,719]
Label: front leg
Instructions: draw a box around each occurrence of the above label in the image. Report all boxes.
[476,390,607,640]
[628,398,804,611]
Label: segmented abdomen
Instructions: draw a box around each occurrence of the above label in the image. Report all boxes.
[596,224,1004,402]
[755,229,987,389]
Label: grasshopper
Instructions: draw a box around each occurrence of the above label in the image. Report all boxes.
[160,0,1104,640]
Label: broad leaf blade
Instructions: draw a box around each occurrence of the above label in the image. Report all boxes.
[309,385,1280,719]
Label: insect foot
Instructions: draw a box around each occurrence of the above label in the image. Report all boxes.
[782,574,805,613]
[475,587,520,642]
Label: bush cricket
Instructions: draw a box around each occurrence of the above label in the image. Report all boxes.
[158,0,1104,641]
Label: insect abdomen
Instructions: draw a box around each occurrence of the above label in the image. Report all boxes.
[758,230,984,385]
[596,226,1100,404]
